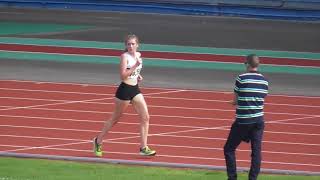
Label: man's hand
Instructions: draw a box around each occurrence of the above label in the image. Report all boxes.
[230,100,237,106]
[231,93,238,106]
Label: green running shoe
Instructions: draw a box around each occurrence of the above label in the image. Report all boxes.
[139,146,156,156]
[93,137,102,157]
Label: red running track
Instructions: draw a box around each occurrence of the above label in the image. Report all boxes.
[0,80,319,174]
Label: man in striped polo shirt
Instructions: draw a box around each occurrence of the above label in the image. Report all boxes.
[224,54,269,180]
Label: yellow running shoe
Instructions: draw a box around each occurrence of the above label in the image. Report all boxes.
[93,137,102,157]
[139,146,156,156]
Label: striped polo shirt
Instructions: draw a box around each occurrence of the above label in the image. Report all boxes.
[234,71,269,124]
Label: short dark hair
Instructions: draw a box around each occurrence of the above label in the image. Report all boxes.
[245,54,259,68]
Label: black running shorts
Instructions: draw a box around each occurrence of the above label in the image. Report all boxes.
[115,82,141,100]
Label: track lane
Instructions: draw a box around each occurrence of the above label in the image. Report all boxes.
[0,80,319,173]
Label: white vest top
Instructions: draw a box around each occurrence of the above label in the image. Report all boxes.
[124,52,142,79]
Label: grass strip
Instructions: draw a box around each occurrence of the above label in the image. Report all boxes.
[0,157,318,180]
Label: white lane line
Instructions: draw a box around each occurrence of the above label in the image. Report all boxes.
[267,116,319,124]
[2,134,320,147]
[1,109,319,162]
[1,113,320,127]
[1,144,320,166]
[0,112,319,135]
[1,79,320,99]
[2,95,320,108]
[0,97,113,111]
[0,87,111,96]
[0,97,84,102]
[3,123,231,153]
[1,102,319,119]
[0,89,185,111]
[1,105,319,118]
[1,122,320,136]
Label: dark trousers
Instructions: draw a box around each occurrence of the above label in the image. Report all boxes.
[223,121,264,180]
